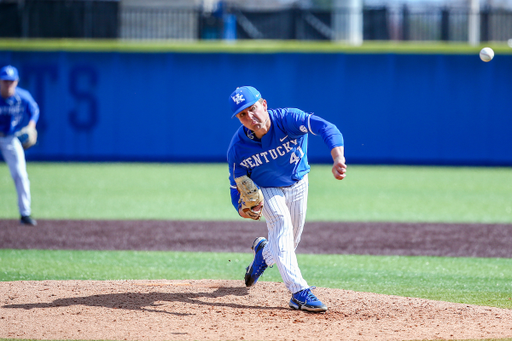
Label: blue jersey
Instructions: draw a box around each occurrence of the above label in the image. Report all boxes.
[227,107,343,211]
[0,87,40,136]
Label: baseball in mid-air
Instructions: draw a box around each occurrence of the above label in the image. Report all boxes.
[479,47,494,62]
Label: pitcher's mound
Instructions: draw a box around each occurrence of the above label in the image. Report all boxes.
[1,279,512,341]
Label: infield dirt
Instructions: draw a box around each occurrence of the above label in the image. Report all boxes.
[1,219,512,341]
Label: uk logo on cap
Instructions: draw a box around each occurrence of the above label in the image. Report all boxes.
[231,93,245,105]
[229,86,261,118]
[0,65,19,81]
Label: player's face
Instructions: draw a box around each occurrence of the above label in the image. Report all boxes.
[236,99,270,137]
[0,79,18,98]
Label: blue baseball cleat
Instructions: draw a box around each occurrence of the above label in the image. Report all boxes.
[20,215,37,226]
[244,237,268,287]
[289,287,327,312]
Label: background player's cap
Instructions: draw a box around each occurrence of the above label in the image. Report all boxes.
[0,65,19,81]
[229,86,261,118]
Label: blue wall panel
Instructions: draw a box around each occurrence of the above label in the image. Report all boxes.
[1,50,510,165]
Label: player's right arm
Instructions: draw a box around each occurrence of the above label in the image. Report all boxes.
[228,162,242,210]
[227,142,249,218]
[228,144,264,220]
[228,162,257,219]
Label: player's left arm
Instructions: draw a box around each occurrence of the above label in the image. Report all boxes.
[284,109,346,180]
[307,114,346,180]
[25,91,40,126]
[21,99,39,149]
[21,92,39,132]
[331,146,347,180]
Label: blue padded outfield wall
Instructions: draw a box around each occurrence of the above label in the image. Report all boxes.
[1,49,511,166]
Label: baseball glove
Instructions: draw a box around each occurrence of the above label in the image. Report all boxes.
[16,125,38,150]
[235,175,264,220]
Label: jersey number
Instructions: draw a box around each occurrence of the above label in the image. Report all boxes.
[290,146,304,164]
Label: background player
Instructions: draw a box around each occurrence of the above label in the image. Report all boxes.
[0,65,40,226]
[227,86,346,312]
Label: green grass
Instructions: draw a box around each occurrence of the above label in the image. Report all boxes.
[1,249,511,309]
[0,38,510,341]
[1,162,512,341]
[0,162,233,220]
[308,165,512,223]
[1,163,511,222]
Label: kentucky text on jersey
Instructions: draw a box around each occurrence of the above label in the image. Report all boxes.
[228,107,343,211]
[0,105,22,115]
[239,138,302,168]
[0,88,39,135]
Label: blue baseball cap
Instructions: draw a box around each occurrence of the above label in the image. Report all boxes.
[0,65,19,81]
[229,86,261,118]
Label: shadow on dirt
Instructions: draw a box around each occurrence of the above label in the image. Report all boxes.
[2,286,287,316]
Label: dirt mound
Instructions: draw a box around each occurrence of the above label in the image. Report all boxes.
[2,219,512,340]
[1,280,512,341]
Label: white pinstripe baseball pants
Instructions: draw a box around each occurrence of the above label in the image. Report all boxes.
[0,135,31,216]
[260,174,309,294]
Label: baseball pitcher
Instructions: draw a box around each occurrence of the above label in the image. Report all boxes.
[227,86,346,312]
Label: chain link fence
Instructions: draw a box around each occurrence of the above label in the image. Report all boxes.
[0,0,511,43]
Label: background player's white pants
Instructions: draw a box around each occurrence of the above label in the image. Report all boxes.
[0,135,31,216]
[261,174,309,294]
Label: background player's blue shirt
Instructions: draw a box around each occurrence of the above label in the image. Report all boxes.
[227,107,344,211]
[0,87,40,136]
